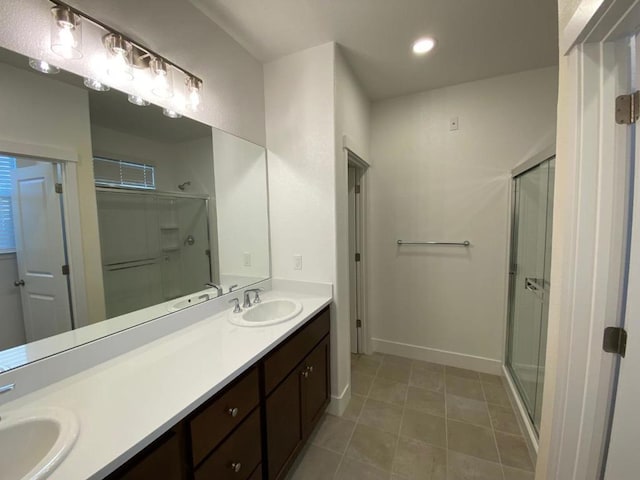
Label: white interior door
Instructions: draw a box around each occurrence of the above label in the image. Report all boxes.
[11,162,72,342]
[604,32,639,480]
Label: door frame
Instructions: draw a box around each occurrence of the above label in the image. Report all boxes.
[345,145,370,354]
[537,1,640,478]
[0,139,89,329]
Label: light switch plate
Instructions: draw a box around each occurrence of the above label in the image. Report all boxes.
[243,252,251,267]
[293,254,302,270]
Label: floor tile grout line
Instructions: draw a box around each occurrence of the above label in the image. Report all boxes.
[388,360,409,480]
[481,381,507,480]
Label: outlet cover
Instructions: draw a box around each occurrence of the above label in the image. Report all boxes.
[293,254,302,270]
[243,252,251,267]
[449,116,459,131]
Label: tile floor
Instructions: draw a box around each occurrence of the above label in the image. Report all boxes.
[286,353,534,480]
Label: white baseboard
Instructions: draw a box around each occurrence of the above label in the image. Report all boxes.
[327,382,351,416]
[371,338,502,375]
[503,364,538,462]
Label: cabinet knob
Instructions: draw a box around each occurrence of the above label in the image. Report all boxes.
[227,407,239,417]
[301,370,309,378]
[307,365,314,374]
[14,279,25,287]
[231,462,242,473]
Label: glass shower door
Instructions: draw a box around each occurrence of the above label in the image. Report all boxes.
[507,157,555,432]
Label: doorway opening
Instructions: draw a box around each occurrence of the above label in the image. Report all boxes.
[1,155,73,350]
[347,149,368,354]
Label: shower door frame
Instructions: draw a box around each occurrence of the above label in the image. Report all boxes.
[504,148,556,450]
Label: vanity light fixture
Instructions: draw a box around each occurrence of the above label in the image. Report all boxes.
[412,37,436,55]
[185,76,202,112]
[128,94,150,107]
[84,77,110,91]
[162,108,182,119]
[50,6,82,59]
[28,58,60,74]
[104,33,133,82]
[151,57,173,98]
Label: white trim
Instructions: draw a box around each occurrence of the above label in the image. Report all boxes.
[561,0,608,53]
[0,138,78,163]
[343,135,370,167]
[371,338,502,375]
[327,382,350,416]
[503,365,539,458]
[511,145,556,177]
[539,7,638,478]
[59,163,89,327]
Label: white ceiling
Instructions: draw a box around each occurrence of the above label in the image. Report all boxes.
[190,0,559,100]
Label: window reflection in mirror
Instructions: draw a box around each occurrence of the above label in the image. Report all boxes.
[0,45,270,372]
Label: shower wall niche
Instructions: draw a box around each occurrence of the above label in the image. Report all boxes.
[506,155,555,433]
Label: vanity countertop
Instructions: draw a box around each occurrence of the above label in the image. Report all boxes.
[0,285,332,480]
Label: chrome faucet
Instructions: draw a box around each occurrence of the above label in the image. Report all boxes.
[228,298,242,313]
[205,282,223,297]
[243,288,263,308]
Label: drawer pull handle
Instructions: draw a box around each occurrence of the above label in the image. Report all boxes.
[231,462,242,473]
[228,407,239,417]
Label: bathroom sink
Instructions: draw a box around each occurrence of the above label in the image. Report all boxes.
[0,407,79,480]
[229,299,303,327]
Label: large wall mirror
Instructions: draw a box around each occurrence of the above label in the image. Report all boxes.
[0,45,270,372]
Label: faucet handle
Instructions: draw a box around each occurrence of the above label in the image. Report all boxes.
[228,298,242,313]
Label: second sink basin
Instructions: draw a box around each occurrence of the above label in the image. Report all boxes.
[229,299,303,327]
[0,407,79,480]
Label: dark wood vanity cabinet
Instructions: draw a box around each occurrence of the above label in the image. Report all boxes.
[264,310,330,479]
[105,306,330,480]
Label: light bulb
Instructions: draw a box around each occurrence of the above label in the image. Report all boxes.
[28,58,60,74]
[128,95,149,107]
[104,34,133,82]
[51,7,82,59]
[163,108,182,119]
[185,76,202,112]
[84,77,109,91]
[151,58,173,98]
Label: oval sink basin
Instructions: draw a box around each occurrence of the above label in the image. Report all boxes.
[229,299,303,327]
[0,407,79,480]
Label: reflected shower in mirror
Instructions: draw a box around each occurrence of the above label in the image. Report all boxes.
[0,45,270,372]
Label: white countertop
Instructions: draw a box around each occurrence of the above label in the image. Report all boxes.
[0,286,332,480]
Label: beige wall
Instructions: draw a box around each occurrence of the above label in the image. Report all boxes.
[0,62,106,324]
[368,67,559,368]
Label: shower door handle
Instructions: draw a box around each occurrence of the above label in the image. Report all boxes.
[525,277,543,292]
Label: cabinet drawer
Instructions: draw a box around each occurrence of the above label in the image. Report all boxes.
[263,307,330,394]
[190,368,259,466]
[194,409,262,480]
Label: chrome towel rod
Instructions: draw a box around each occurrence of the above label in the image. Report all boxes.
[397,240,471,246]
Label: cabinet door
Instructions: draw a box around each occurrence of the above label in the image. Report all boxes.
[301,337,330,437]
[108,427,185,480]
[266,367,303,479]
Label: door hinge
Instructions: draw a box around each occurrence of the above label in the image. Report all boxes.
[603,326,627,357]
[615,91,639,125]
[55,183,63,194]
[355,253,361,262]
[355,185,361,194]
[61,264,70,275]
[356,319,362,328]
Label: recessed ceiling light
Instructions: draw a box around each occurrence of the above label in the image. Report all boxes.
[412,37,436,55]
[28,58,60,74]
